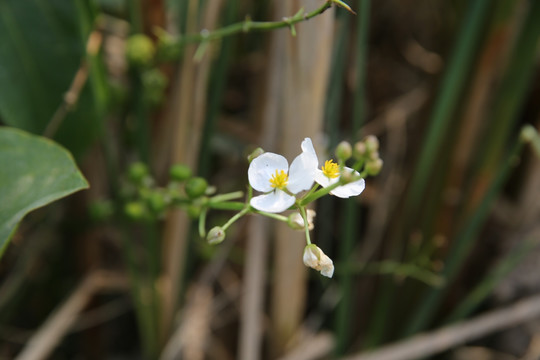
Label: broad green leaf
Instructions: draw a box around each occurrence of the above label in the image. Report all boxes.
[0,127,89,258]
[0,0,107,157]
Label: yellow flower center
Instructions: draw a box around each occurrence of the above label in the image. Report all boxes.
[322,160,340,179]
[269,169,289,189]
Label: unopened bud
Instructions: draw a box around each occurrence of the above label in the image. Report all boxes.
[303,244,334,278]
[185,177,208,198]
[365,158,383,175]
[148,192,166,213]
[353,141,367,160]
[124,201,147,220]
[369,150,380,161]
[128,162,149,184]
[335,141,352,161]
[207,226,225,245]
[288,209,316,231]
[170,163,192,181]
[248,147,264,163]
[126,34,155,67]
[364,135,379,153]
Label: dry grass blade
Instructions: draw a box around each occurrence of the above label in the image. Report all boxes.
[160,284,213,360]
[342,294,540,360]
[269,0,334,356]
[159,0,224,340]
[15,271,128,360]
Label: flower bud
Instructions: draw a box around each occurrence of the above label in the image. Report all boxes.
[186,204,202,219]
[288,209,316,231]
[353,141,367,160]
[148,192,166,214]
[185,177,208,198]
[126,34,155,67]
[142,68,168,106]
[369,150,380,161]
[124,201,147,220]
[364,135,379,153]
[365,158,383,175]
[207,226,226,245]
[128,162,149,184]
[335,141,352,161]
[303,244,334,278]
[247,147,264,163]
[170,163,192,181]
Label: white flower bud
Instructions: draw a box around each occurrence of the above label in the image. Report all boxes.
[303,244,334,278]
[288,209,316,231]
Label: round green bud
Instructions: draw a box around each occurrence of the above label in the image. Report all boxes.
[335,141,352,161]
[207,226,226,245]
[126,34,155,67]
[148,192,166,214]
[142,69,168,106]
[364,135,380,153]
[365,158,383,175]
[124,201,147,220]
[186,204,202,219]
[128,162,149,184]
[353,141,367,160]
[170,163,192,181]
[247,147,264,163]
[185,177,208,198]
[369,150,380,161]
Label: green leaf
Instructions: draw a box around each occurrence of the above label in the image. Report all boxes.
[0,127,89,258]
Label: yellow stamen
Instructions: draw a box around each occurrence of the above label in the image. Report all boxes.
[269,169,289,189]
[322,160,340,179]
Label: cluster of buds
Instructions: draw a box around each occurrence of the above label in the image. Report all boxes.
[122,162,210,222]
[335,135,383,177]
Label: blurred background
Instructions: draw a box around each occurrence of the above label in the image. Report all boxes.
[1,0,540,359]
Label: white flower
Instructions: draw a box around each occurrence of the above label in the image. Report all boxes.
[301,140,365,198]
[289,209,316,231]
[248,138,318,213]
[303,244,334,278]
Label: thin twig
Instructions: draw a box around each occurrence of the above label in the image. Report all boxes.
[15,271,128,360]
[342,294,540,360]
[168,1,332,46]
[43,30,102,138]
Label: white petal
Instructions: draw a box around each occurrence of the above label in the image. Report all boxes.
[320,262,334,278]
[303,246,319,268]
[318,251,334,278]
[330,168,365,198]
[315,167,365,199]
[248,153,288,193]
[314,169,340,188]
[250,190,295,213]
[288,138,319,193]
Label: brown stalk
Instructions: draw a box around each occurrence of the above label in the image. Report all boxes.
[15,271,128,360]
[342,294,540,360]
[269,0,335,356]
[159,0,224,342]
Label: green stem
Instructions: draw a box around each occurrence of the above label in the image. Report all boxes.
[199,208,208,237]
[299,206,312,245]
[168,1,332,46]
[254,211,288,222]
[300,174,363,205]
[222,205,250,231]
[209,191,244,203]
[207,201,245,211]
